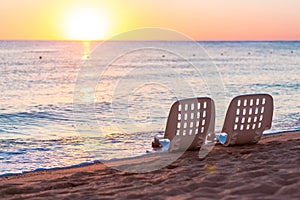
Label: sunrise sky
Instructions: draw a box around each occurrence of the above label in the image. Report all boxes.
[0,0,299,41]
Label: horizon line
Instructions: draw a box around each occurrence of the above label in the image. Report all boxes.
[0,39,300,42]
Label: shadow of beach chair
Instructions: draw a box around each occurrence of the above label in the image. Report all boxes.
[160,97,215,152]
[217,94,273,146]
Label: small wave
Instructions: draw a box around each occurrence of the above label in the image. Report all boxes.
[0,110,71,123]
[263,128,300,136]
[0,136,84,145]
[252,83,300,90]
[24,49,59,54]
[0,151,24,155]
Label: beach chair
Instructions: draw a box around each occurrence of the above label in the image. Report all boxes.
[218,94,273,146]
[159,97,215,152]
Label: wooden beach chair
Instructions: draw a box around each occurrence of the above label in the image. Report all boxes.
[218,94,273,146]
[161,97,215,152]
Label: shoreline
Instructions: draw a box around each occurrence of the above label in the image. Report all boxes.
[0,131,299,199]
[1,129,299,178]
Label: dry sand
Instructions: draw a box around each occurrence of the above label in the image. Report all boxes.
[0,131,299,200]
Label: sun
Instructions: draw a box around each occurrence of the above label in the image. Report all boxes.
[64,7,109,41]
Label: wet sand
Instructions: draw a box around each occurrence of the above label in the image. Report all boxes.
[0,131,299,200]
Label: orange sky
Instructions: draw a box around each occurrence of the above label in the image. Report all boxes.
[0,0,299,40]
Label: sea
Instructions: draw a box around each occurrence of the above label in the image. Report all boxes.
[0,40,299,176]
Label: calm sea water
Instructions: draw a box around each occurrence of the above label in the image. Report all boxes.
[0,41,299,175]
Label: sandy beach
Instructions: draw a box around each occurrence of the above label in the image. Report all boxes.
[0,131,299,200]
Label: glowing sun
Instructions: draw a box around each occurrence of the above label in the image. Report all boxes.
[64,7,109,41]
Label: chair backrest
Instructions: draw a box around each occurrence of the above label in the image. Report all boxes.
[164,97,215,151]
[221,94,273,146]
